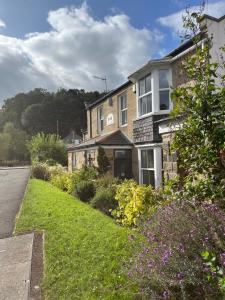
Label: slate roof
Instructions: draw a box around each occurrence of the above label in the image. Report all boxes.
[67,130,133,151]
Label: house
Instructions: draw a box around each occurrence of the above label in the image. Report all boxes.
[68,13,225,186]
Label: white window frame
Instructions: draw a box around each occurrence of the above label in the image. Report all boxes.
[97,105,104,134]
[138,146,162,188]
[136,68,172,118]
[137,74,153,117]
[119,93,127,127]
[158,69,171,112]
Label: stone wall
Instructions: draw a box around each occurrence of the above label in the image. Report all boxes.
[161,132,178,181]
[89,83,136,141]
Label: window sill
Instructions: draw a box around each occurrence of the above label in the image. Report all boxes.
[120,124,128,128]
[134,110,171,121]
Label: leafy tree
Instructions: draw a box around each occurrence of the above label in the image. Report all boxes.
[27,133,67,165]
[1,88,102,138]
[0,122,29,161]
[171,11,225,189]
[97,146,110,174]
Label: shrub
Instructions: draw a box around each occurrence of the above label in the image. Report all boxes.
[78,165,98,181]
[31,162,50,181]
[94,175,120,190]
[27,133,67,165]
[49,164,65,178]
[73,180,95,202]
[112,180,164,227]
[50,173,70,191]
[130,201,225,299]
[90,188,117,215]
[97,146,110,174]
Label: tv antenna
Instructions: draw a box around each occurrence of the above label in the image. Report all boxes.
[93,75,108,93]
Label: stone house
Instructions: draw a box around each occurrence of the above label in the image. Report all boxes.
[68,13,225,188]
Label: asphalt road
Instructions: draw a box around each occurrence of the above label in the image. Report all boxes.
[0,168,30,239]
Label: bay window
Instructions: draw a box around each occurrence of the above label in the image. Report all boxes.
[139,147,162,188]
[138,74,152,116]
[159,69,170,111]
[137,68,171,116]
[97,105,104,133]
[119,93,127,126]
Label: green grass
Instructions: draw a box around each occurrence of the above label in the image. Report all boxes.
[15,179,137,300]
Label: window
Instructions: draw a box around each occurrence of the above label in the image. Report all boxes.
[138,74,152,116]
[140,149,155,187]
[97,105,104,133]
[72,152,76,170]
[108,97,113,106]
[139,147,162,188]
[159,69,170,111]
[119,94,127,126]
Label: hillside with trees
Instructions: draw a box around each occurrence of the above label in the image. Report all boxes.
[0,88,102,162]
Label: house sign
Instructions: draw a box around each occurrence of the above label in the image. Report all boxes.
[106,113,114,126]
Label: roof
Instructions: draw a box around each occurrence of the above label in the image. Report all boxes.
[67,130,133,151]
[86,81,131,109]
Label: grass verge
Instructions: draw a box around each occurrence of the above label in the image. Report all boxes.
[15,179,137,300]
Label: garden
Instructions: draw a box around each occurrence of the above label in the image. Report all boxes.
[15,12,225,300]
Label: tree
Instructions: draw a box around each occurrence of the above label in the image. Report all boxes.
[97,146,109,174]
[0,122,29,161]
[171,11,225,190]
[27,133,67,165]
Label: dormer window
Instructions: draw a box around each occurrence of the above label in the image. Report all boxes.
[138,74,152,116]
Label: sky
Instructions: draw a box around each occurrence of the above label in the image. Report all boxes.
[0,0,225,105]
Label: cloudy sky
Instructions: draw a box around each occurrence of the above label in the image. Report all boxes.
[0,0,225,105]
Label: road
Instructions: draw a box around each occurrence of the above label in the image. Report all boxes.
[0,167,30,238]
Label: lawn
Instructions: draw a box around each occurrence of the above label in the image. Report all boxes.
[15,179,138,300]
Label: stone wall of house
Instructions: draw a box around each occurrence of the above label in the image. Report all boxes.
[89,83,136,141]
[161,132,178,181]
[133,114,168,143]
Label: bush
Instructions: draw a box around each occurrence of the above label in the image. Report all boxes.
[94,175,120,190]
[31,163,50,181]
[73,180,95,202]
[112,180,164,226]
[50,173,71,191]
[49,164,65,178]
[130,201,225,299]
[78,165,98,181]
[97,146,110,174]
[27,133,67,165]
[90,188,117,215]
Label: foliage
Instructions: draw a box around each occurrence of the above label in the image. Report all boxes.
[112,180,164,227]
[97,146,110,174]
[0,122,29,161]
[1,88,102,137]
[77,165,99,181]
[31,162,50,181]
[15,179,138,299]
[90,188,117,216]
[73,180,95,202]
[171,12,225,188]
[130,201,225,299]
[94,175,120,190]
[50,172,70,191]
[27,132,67,165]
[201,251,225,294]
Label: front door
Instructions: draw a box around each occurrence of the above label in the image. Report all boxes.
[114,150,132,179]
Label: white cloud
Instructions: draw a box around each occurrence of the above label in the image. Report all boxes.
[157,1,225,37]
[0,3,164,105]
[0,19,6,28]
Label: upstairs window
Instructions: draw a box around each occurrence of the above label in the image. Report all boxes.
[138,74,152,116]
[159,69,170,111]
[119,93,127,126]
[97,105,104,133]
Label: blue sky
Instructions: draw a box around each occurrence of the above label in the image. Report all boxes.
[0,0,224,104]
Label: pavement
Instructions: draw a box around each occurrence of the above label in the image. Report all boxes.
[0,234,34,300]
[0,167,30,238]
[0,167,33,300]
